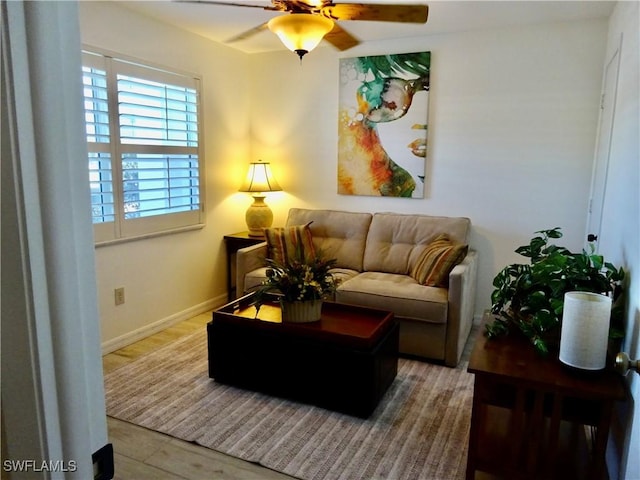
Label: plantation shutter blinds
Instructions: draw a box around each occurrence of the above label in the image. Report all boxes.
[83,52,116,242]
[81,50,204,243]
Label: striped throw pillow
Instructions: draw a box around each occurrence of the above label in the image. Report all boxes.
[411,234,468,287]
[264,222,316,265]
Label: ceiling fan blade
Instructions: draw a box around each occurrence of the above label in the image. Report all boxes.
[321,3,428,23]
[174,0,279,11]
[225,22,269,43]
[323,23,360,51]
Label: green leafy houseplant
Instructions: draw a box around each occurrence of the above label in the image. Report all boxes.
[486,228,625,355]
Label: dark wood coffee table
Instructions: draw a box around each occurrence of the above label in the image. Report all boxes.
[207,293,399,417]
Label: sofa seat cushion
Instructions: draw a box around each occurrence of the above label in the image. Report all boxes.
[336,272,448,324]
[329,268,361,286]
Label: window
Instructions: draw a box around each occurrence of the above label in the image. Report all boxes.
[82,50,204,243]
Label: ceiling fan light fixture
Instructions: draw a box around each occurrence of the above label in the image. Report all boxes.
[267,13,334,60]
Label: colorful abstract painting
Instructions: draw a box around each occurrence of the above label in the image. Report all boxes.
[338,52,430,198]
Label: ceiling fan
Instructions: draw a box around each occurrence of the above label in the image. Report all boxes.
[176,1,429,60]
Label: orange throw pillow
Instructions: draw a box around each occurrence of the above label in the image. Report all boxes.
[411,234,468,287]
[264,222,316,265]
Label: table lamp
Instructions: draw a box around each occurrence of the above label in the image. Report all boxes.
[559,291,612,371]
[239,160,282,237]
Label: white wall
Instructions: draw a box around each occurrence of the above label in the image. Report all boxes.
[249,19,608,318]
[80,4,612,342]
[600,2,640,479]
[79,2,253,348]
[79,4,609,344]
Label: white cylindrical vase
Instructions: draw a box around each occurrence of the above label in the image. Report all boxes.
[559,292,612,370]
[281,299,323,323]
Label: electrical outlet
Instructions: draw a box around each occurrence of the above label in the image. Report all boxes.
[114,287,125,306]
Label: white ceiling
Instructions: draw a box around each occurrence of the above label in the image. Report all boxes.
[117,0,615,54]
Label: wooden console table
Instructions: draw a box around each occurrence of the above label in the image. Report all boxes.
[223,232,265,301]
[466,315,626,480]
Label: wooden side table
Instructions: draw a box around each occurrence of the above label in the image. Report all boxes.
[223,232,265,301]
[466,314,626,480]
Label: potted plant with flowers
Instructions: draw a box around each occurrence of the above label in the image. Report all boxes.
[252,250,339,323]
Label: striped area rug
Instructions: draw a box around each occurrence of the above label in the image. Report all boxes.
[104,328,474,480]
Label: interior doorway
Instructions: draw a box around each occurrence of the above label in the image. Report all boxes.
[586,35,622,252]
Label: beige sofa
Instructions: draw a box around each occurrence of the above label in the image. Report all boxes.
[236,208,478,367]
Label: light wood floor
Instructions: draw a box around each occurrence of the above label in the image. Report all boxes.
[103,312,480,480]
[102,311,296,480]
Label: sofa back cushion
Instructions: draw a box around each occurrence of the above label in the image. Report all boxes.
[286,208,373,272]
[363,213,470,275]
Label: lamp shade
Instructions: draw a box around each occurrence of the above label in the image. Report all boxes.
[239,160,282,193]
[559,292,612,370]
[268,14,334,59]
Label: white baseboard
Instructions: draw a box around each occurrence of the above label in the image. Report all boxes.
[101,293,228,355]
[473,313,484,325]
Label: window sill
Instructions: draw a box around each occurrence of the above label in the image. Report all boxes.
[94,223,205,248]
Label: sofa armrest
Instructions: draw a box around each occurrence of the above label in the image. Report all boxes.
[445,250,478,366]
[235,242,267,299]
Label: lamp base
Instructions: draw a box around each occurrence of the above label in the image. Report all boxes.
[245,195,273,237]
